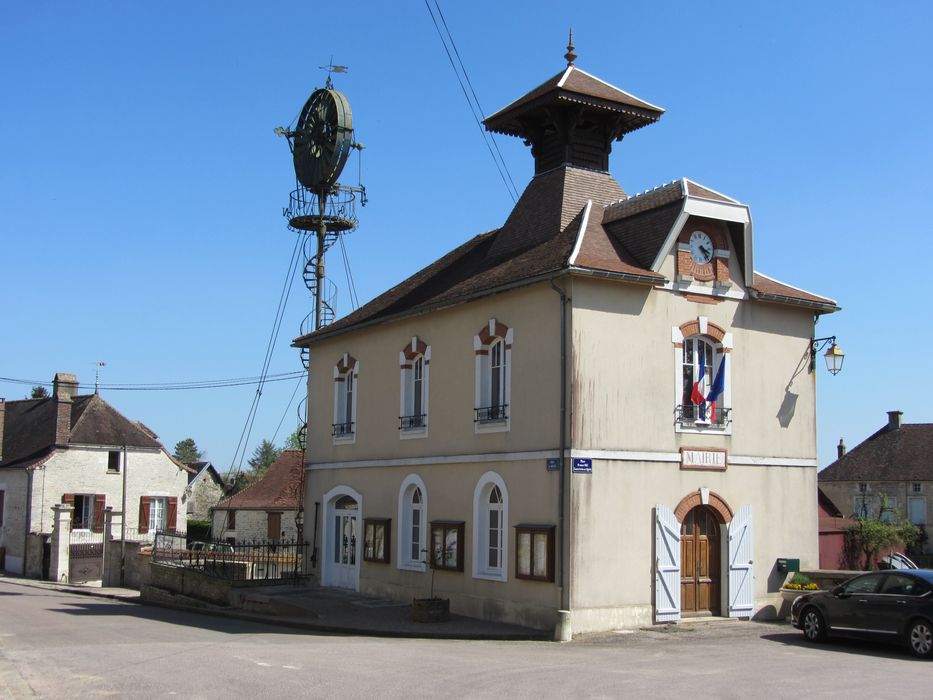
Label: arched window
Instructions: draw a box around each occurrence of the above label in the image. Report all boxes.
[399,338,430,435]
[333,354,359,442]
[674,319,731,432]
[474,319,512,432]
[473,471,508,581]
[398,474,427,571]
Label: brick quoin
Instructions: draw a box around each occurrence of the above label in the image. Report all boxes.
[674,490,733,524]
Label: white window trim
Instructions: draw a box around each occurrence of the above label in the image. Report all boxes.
[398,474,427,572]
[149,496,168,532]
[474,320,513,434]
[472,471,509,582]
[671,323,732,436]
[333,354,359,445]
[399,338,431,440]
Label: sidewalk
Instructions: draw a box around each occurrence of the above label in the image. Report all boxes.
[0,573,549,641]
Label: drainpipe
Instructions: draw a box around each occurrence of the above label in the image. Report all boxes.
[23,467,34,576]
[549,277,572,640]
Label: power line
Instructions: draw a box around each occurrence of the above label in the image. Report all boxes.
[423,0,519,202]
[0,371,307,393]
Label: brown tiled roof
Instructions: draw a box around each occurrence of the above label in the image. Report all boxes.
[819,423,933,481]
[484,66,664,137]
[295,166,642,346]
[1,393,162,468]
[749,273,838,312]
[572,205,665,279]
[215,450,303,510]
[602,200,683,270]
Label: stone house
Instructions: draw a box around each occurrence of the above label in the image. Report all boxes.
[211,450,302,542]
[294,52,839,634]
[819,411,932,555]
[184,461,225,521]
[0,372,191,576]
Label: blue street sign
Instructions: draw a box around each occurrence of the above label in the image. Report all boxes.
[546,458,560,471]
[572,458,592,474]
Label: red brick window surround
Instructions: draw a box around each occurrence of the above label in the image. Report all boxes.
[474,319,513,429]
[399,338,431,434]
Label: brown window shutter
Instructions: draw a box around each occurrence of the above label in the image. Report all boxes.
[167,497,178,533]
[138,497,150,534]
[92,495,106,533]
[62,493,75,506]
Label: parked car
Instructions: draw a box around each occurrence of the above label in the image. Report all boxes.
[791,570,933,658]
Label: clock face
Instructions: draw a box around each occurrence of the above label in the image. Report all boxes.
[689,231,714,265]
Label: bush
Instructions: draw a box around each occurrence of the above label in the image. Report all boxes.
[187,519,211,544]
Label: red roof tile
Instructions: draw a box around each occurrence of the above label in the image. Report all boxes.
[216,450,304,510]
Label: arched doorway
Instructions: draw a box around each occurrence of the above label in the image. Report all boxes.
[322,487,361,590]
[680,505,722,616]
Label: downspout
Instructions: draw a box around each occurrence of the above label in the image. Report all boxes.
[23,467,33,576]
[549,277,572,640]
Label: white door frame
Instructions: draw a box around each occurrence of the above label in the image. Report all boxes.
[321,485,363,591]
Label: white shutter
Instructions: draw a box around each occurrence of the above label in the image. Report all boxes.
[655,504,681,623]
[728,504,754,618]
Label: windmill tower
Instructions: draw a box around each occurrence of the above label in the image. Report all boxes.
[278,66,364,476]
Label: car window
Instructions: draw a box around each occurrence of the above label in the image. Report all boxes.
[842,574,883,594]
[880,574,918,595]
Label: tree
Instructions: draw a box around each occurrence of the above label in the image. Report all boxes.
[284,425,306,452]
[173,438,205,464]
[29,386,49,399]
[845,494,923,570]
[247,439,281,478]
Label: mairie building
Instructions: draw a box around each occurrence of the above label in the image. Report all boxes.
[294,49,839,635]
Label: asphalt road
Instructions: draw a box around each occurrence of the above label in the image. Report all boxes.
[0,580,929,699]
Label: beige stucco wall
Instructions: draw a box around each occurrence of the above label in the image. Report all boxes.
[27,447,189,536]
[570,274,817,459]
[307,459,561,630]
[307,283,562,464]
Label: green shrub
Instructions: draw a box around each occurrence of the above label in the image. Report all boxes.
[187,519,211,544]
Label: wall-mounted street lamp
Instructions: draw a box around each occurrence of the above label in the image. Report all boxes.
[811,336,845,375]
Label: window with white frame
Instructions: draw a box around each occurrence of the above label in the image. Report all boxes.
[333,354,359,441]
[398,474,427,571]
[674,319,731,431]
[73,494,94,530]
[149,497,168,532]
[474,319,512,430]
[399,338,430,434]
[472,471,508,581]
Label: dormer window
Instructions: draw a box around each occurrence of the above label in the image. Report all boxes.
[333,354,358,443]
[474,319,512,433]
[399,337,430,437]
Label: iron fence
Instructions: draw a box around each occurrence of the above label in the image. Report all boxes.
[152,532,308,584]
[399,414,426,430]
[69,530,103,557]
[676,404,731,429]
[474,404,508,423]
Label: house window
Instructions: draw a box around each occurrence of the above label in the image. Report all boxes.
[678,335,729,428]
[332,354,359,441]
[430,521,464,572]
[228,510,237,530]
[73,494,94,530]
[515,525,555,581]
[149,497,168,532]
[858,482,868,493]
[854,494,871,518]
[398,475,427,571]
[879,496,898,523]
[399,338,430,434]
[108,450,121,473]
[472,471,509,581]
[908,497,925,525]
[363,518,391,563]
[474,319,512,431]
[912,483,921,494]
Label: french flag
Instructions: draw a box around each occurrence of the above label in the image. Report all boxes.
[706,355,726,421]
[690,356,706,419]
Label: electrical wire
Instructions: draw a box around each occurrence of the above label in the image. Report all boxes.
[338,234,360,311]
[423,0,519,202]
[0,372,307,392]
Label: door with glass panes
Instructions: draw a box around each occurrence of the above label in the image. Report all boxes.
[331,496,359,589]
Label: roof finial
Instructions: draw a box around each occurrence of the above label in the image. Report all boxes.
[564,28,576,66]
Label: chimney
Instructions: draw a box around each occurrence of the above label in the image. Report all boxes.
[887,410,903,432]
[0,398,5,462]
[53,372,78,445]
[837,438,846,459]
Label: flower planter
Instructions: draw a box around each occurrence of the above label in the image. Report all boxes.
[780,588,822,603]
[412,597,450,623]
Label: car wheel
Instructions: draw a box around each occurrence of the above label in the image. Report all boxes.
[802,608,827,643]
[906,619,933,659]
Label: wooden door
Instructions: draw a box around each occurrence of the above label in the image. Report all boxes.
[267,512,282,541]
[680,506,721,616]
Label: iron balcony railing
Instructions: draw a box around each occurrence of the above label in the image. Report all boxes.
[152,531,308,584]
[332,421,355,437]
[399,414,427,430]
[676,404,731,429]
[474,404,508,423]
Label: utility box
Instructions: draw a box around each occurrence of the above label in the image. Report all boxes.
[777,558,800,573]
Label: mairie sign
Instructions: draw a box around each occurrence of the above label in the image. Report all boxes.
[680,448,727,470]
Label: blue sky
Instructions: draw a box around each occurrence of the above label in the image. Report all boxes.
[2,1,930,473]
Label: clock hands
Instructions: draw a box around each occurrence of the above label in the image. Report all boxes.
[699,244,712,261]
